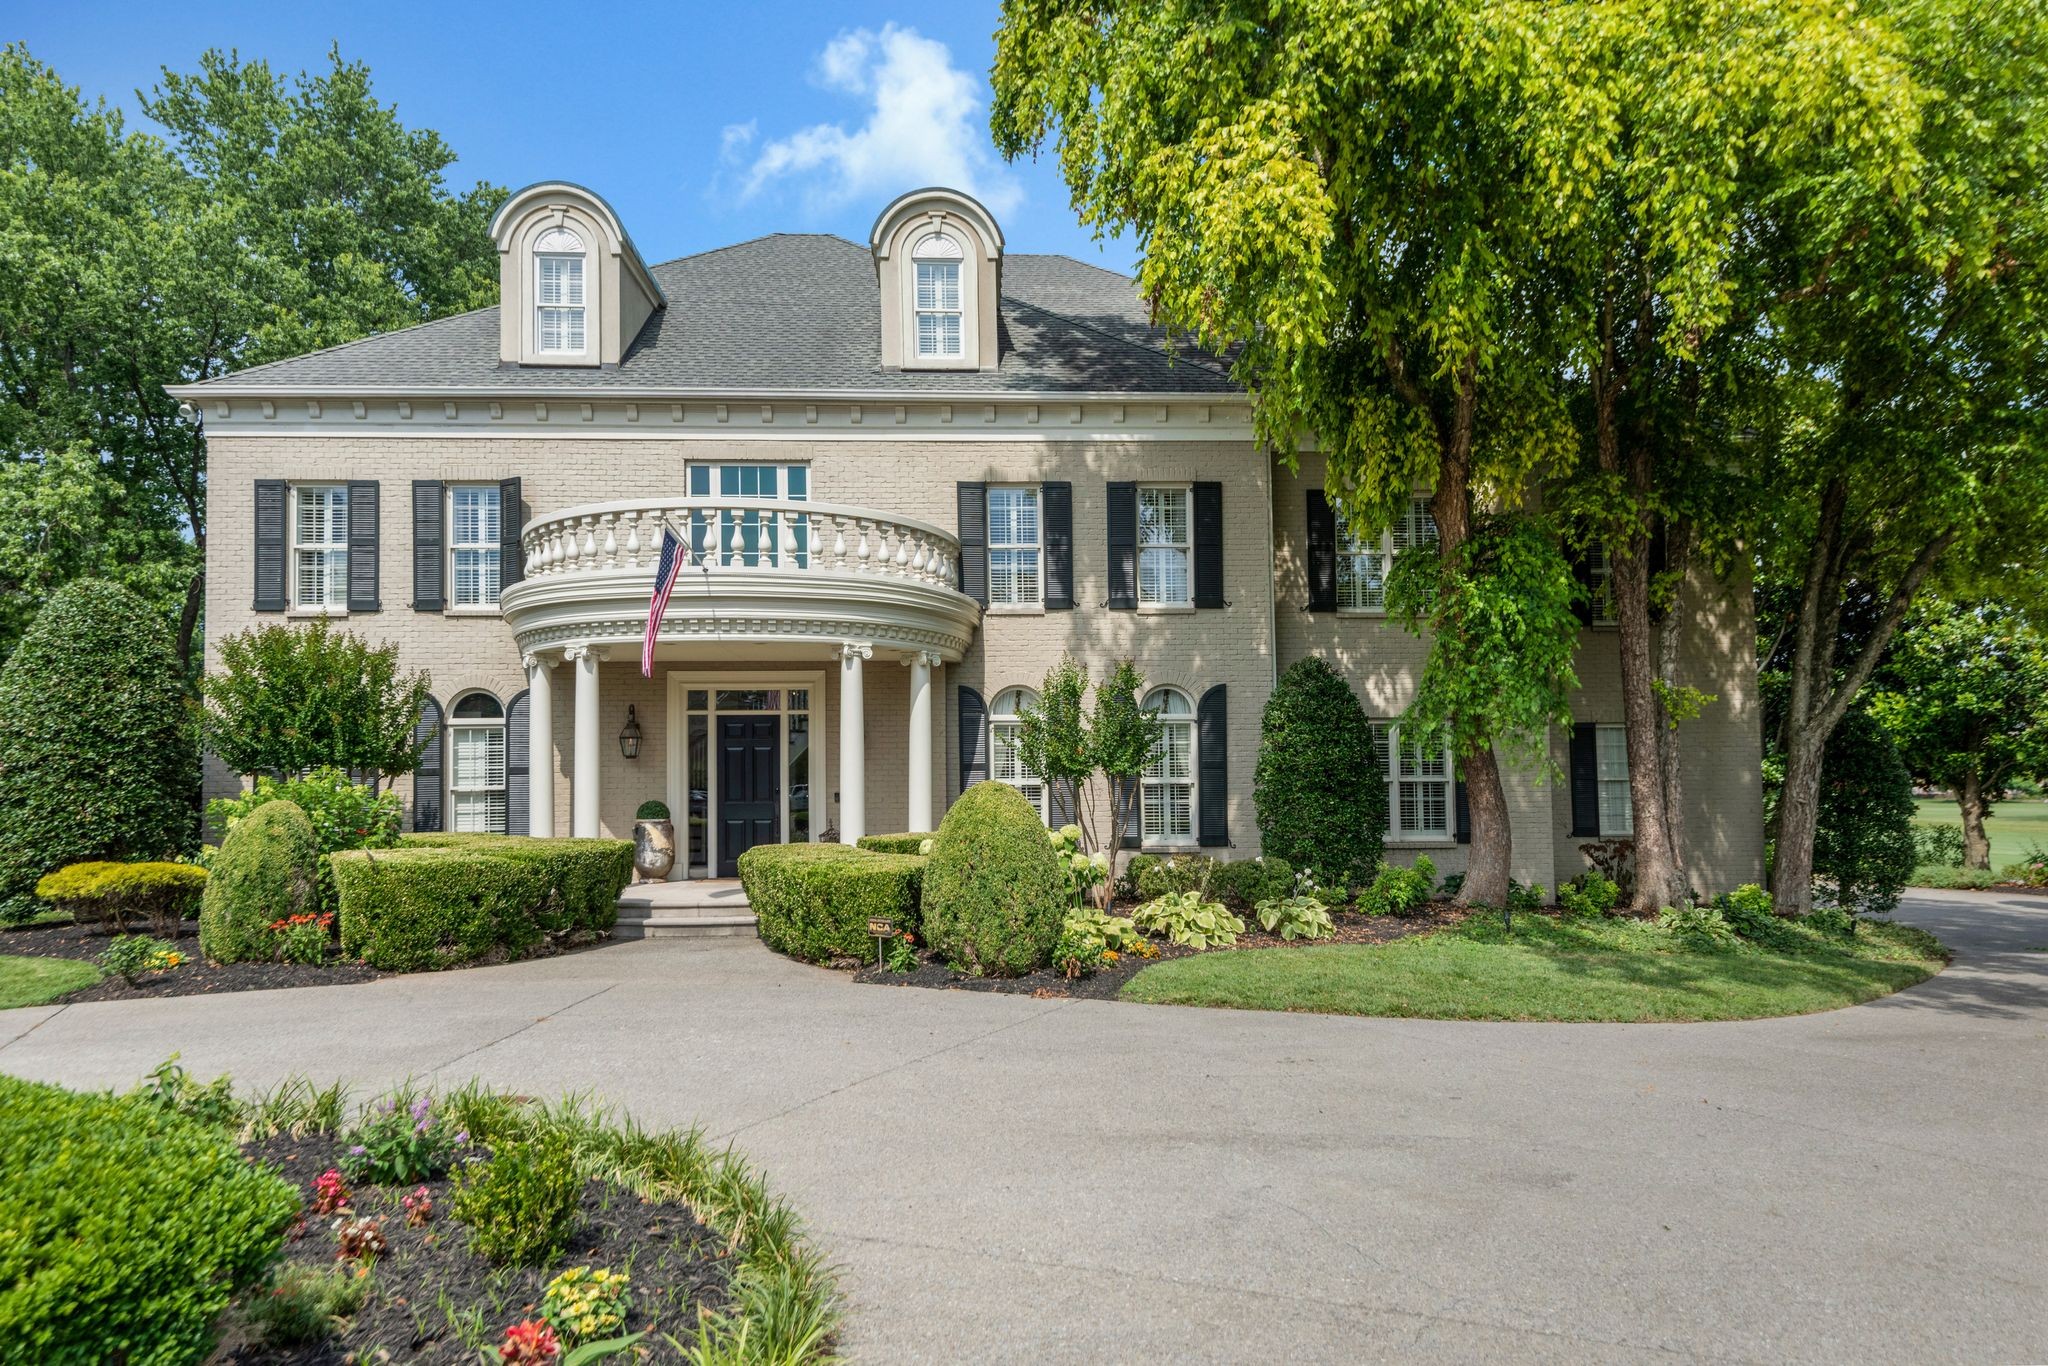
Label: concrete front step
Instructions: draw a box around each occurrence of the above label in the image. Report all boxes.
[614,915,758,940]
[615,878,756,939]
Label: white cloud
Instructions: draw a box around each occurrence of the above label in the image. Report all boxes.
[734,25,1021,218]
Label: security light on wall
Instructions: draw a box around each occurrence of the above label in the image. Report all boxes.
[618,705,643,760]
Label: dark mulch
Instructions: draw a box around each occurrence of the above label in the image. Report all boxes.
[852,901,1470,999]
[0,918,380,1002]
[219,1131,730,1363]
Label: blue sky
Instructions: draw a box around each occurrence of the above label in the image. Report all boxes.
[13,0,1137,272]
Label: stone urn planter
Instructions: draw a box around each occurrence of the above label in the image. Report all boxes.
[632,802,677,882]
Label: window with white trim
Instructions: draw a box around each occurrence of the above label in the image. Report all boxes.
[1596,724,1633,835]
[291,484,349,610]
[987,487,1042,606]
[535,228,586,354]
[1372,721,1453,840]
[450,485,501,607]
[449,693,507,834]
[1337,497,1438,612]
[1584,541,1617,623]
[1142,687,1196,845]
[1138,486,1192,607]
[685,463,810,567]
[990,688,1049,821]
[913,233,963,359]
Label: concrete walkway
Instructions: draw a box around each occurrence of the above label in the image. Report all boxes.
[4,888,2043,1363]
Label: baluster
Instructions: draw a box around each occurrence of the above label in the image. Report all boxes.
[831,515,847,570]
[600,515,617,569]
[771,508,786,569]
[856,519,874,570]
[625,514,641,568]
[893,526,911,571]
[577,517,596,568]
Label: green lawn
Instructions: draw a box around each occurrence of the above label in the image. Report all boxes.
[1912,795,2048,872]
[0,955,99,1009]
[1120,914,1946,1022]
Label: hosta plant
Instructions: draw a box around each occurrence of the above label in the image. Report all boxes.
[1253,894,1335,941]
[1133,891,1243,949]
[540,1265,631,1344]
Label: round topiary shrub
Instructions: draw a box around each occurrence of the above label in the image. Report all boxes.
[920,781,1068,976]
[0,579,199,922]
[1812,709,1917,916]
[1254,657,1386,886]
[200,799,319,963]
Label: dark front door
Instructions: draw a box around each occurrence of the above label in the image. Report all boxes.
[717,715,780,877]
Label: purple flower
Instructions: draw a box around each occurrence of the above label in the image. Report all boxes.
[453,1130,469,1146]
[348,1144,366,1155]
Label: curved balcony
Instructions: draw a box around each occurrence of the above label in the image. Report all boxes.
[498,497,980,661]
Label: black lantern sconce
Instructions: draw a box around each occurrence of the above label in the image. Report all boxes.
[618,705,643,760]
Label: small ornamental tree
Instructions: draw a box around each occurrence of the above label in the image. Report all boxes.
[0,580,199,921]
[1090,660,1163,858]
[1255,658,1385,887]
[1803,709,1917,917]
[1016,657,1163,885]
[1015,655,1093,838]
[203,620,430,786]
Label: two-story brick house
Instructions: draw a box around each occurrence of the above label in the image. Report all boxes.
[173,181,1764,892]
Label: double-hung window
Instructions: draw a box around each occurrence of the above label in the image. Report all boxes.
[913,233,964,359]
[1596,724,1633,835]
[1337,497,1438,612]
[535,229,586,354]
[292,485,349,610]
[990,688,1049,821]
[1142,688,1196,844]
[1137,486,1192,607]
[1372,721,1453,840]
[987,487,1042,607]
[450,485,501,607]
[449,693,507,834]
[1584,541,1617,624]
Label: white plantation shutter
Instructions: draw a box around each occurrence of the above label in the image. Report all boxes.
[536,253,586,353]
[1596,725,1633,834]
[450,486,502,606]
[913,258,963,357]
[451,711,508,834]
[293,486,349,609]
[1142,689,1196,843]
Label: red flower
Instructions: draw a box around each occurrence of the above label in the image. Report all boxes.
[497,1320,561,1363]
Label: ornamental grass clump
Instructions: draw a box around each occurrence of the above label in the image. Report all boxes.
[918,781,1069,976]
[200,799,320,963]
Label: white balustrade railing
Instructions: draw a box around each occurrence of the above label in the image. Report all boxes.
[519,498,961,593]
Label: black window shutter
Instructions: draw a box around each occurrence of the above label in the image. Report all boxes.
[1049,778,1076,827]
[346,480,380,611]
[958,686,989,793]
[1116,775,1142,849]
[505,688,530,837]
[1041,481,1074,610]
[412,480,445,611]
[1569,722,1600,836]
[956,483,988,606]
[412,695,445,833]
[1568,544,1596,626]
[1455,778,1471,844]
[253,480,288,611]
[1306,490,1338,612]
[499,477,525,588]
[1193,481,1225,608]
[1197,684,1229,846]
[1106,482,1137,609]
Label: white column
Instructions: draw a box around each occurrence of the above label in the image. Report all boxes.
[839,641,871,843]
[905,650,935,834]
[569,645,605,838]
[524,654,555,837]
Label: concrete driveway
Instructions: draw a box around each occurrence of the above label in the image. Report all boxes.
[4,887,2043,1363]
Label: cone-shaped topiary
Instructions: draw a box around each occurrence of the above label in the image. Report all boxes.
[0,579,199,921]
[200,799,319,963]
[920,781,1068,976]
[1254,657,1386,888]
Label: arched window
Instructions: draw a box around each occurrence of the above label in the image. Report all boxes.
[449,691,507,833]
[912,233,964,359]
[990,688,1048,822]
[1142,688,1196,845]
[535,227,587,354]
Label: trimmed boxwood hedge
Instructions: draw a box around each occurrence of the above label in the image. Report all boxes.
[0,1073,299,1364]
[854,832,932,853]
[739,843,925,964]
[200,800,320,964]
[920,781,1067,977]
[35,860,208,934]
[334,836,632,971]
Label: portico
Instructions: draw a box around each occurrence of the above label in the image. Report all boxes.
[499,496,978,869]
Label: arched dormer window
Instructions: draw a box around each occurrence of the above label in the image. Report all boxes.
[534,227,587,355]
[912,233,964,360]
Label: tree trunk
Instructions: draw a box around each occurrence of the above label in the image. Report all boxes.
[1771,731,1828,913]
[1957,771,1991,871]
[1459,745,1513,907]
[1654,523,1695,900]
[1613,528,1683,910]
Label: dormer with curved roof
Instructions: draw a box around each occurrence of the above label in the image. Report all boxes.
[491,181,665,369]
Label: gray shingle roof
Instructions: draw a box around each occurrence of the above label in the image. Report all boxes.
[189,234,1239,396]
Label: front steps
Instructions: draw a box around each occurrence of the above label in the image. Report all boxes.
[614,878,757,939]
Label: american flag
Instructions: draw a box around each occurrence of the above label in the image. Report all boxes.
[642,526,686,677]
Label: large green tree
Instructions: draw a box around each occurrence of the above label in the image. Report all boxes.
[0,44,503,671]
[1869,604,2048,870]
[993,0,1603,905]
